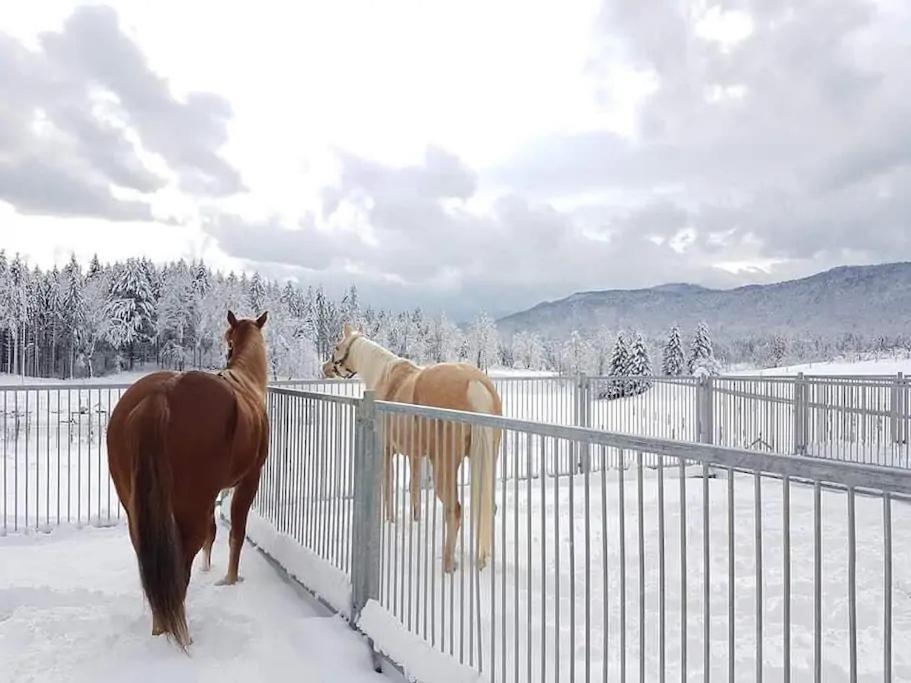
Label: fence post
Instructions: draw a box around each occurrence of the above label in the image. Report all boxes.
[892,373,904,445]
[574,373,592,472]
[794,372,808,455]
[351,391,382,623]
[697,375,715,445]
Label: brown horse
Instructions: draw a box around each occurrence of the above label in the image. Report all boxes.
[323,324,502,572]
[107,311,270,650]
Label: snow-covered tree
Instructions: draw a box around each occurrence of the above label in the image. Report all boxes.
[466,313,499,370]
[105,258,156,368]
[427,313,461,363]
[511,331,545,370]
[661,325,685,376]
[689,322,721,376]
[248,272,266,313]
[600,332,632,398]
[591,326,614,376]
[627,333,653,394]
[769,335,787,367]
[59,255,87,377]
[562,330,594,375]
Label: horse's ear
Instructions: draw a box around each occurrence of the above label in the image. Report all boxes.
[343,322,352,337]
[255,311,268,328]
[227,310,238,328]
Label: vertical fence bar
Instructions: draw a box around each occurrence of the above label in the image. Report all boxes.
[884,492,892,682]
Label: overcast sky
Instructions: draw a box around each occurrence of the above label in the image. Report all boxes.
[0,1,909,318]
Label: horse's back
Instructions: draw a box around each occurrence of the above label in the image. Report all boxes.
[412,363,501,415]
[108,371,247,496]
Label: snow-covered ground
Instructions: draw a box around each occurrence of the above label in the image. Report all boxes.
[0,522,395,682]
[744,358,911,377]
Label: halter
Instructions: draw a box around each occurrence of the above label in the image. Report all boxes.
[332,338,358,379]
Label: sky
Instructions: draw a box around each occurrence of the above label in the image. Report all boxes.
[0,0,909,319]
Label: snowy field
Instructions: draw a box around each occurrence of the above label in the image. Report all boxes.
[0,521,395,682]
[743,357,911,377]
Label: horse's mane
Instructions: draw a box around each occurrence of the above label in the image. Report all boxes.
[222,325,268,403]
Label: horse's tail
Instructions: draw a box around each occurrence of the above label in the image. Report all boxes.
[468,379,502,570]
[129,391,190,651]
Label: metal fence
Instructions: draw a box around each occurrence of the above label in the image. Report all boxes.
[273,373,911,467]
[0,383,130,533]
[250,386,911,682]
[4,372,911,533]
[3,376,910,679]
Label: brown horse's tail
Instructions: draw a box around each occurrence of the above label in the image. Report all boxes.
[129,391,190,651]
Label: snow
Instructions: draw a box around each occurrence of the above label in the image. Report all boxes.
[0,523,390,682]
[749,358,911,377]
[358,600,483,683]
[486,368,556,378]
[222,491,353,617]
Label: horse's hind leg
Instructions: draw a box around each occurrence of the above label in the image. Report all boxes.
[384,443,395,522]
[217,471,261,586]
[202,513,217,571]
[434,450,460,573]
[410,456,422,522]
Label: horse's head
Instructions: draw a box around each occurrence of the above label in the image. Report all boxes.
[323,323,361,379]
[225,310,268,363]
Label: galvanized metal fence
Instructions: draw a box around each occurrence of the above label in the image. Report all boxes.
[274,373,911,467]
[252,386,911,682]
[0,383,130,533]
[4,372,911,534]
[3,376,910,679]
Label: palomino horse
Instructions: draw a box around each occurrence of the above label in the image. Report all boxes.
[323,324,502,572]
[107,311,270,650]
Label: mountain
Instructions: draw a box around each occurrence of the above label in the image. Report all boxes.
[496,262,911,339]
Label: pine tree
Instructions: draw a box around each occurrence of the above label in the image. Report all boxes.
[603,332,631,398]
[87,254,102,280]
[662,325,685,376]
[689,322,721,376]
[248,272,266,313]
[60,255,86,377]
[770,335,787,367]
[628,333,653,394]
[105,258,156,368]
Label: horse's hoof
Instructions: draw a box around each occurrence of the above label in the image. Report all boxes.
[443,560,457,574]
[216,575,244,586]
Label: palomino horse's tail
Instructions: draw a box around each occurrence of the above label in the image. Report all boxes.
[467,380,502,570]
[128,391,190,651]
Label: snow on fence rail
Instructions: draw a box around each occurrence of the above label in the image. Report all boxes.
[252,387,911,682]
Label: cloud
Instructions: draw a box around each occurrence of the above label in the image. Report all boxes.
[494,0,911,269]
[0,6,240,220]
[204,147,747,318]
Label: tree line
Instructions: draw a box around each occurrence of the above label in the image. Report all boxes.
[0,252,905,381]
